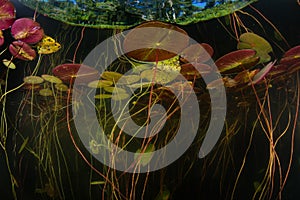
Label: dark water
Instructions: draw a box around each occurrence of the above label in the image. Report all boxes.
[1,0,300,199]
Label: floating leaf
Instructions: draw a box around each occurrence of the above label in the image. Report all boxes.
[101,71,123,82]
[37,36,61,54]
[52,63,100,84]
[215,49,259,74]
[41,74,62,84]
[117,74,141,85]
[237,32,272,63]
[103,86,127,94]
[112,92,129,101]
[123,21,189,62]
[0,1,15,30]
[11,18,44,44]
[280,45,300,66]
[55,83,68,92]
[23,76,44,84]
[87,79,113,88]
[288,61,300,74]
[94,94,112,99]
[180,43,214,63]
[180,63,211,80]
[39,88,53,96]
[9,41,36,61]
[2,59,16,69]
[141,69,179,84]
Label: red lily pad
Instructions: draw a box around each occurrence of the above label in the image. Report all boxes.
[180,43,214,63]
[0,30,3,46]
[266,64,288,79]
[287,61,300,74]
[280,45,300,66]
[52,63,100,84]
[215,49,259,74]
[11,18,44,44]
[180,62,211,80]
[0,1,15,30]
[9,41,36,61]
[123,21,189,62]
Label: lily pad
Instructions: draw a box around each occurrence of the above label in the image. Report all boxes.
[280,45,300,66]
[288,61,300,74]
[9,41,36,61]
[2,59,16,69]
[112,92,130,101]
[103,86,127,94]
[215,49,259,74]
[180,43,214,63]
[55,83,69,92]
[123,21,189,62]
[101,71,123,82]
[52,63,100,84]
[116,74,141,85]
[41,74,62,84]
[237,32,273,63]
[94,94,112,99]
[39,88,53,97]
[180,63,211,80]
[234,69,259,84]
[23,76,44,84]
[11,18,44,44]
[87,80,113,88]
[141,69,179,84]
[0,1,15,30]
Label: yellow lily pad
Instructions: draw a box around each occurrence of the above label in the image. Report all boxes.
[55,83,69,92]
[2,59,16,69]
[116,74,141,85]
[39,88,53,96]
[103,86,127,94]
[23,76,44,84]
[134,144,155,166]
[101,71,123,82]
[41,74,62,84]
[94,94,112,99]
[112,92,130,101]
[87,79,113,88]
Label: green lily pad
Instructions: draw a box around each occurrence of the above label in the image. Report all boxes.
[112,92,130,101]
[237,33,273,63]
[116,75,141,85]
[41,74,62,84]
[141,69,179,84]
[39,88,53,96]
[55,83,69,92]
[94,94,112,99]
[87,79,113,88]
[2,59,16,69]
[103,86,127,94]
[101,71,123,82]
[23,76,44,84]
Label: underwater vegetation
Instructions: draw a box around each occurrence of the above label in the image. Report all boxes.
[1,0,300,199]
